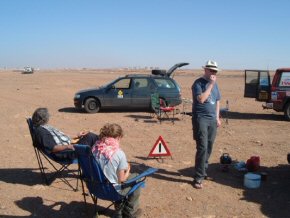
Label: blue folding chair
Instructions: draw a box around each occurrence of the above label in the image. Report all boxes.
[74,144,158,217]
[26,118,79,191]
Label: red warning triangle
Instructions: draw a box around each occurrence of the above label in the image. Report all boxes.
[148,136,172,157]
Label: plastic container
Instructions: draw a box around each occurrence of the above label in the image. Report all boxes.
[244,173,261,188]
[234,161,247,171]
[246,156,260,172]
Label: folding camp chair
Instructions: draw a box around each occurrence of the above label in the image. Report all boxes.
[151,93,175,123]
[26,118,79,191]
[74,144,158,217]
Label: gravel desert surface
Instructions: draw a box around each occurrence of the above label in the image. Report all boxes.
[0,69,289,218]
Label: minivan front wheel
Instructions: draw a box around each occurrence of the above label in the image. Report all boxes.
[284,102,290,121]
[84,98,100,113]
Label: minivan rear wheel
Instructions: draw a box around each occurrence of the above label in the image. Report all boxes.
[284,102,290,121]
[84,98,100,113]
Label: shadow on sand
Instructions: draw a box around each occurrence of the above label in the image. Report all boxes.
[226,111,285,121]
[2,196,114,218]
[125,114,179,124]
[184,110,285,121]
[0,169,114,217]
[58,107,150,114]
[58,107,85,113]
[0,168,79,192]
[134,158,290,218]
[0,168,44,186]
[3,162,289,217]
[58,107,179,123]
[202,163,290,217]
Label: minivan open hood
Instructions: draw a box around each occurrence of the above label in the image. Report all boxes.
[166,62,189,77]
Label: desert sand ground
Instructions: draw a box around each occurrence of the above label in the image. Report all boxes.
[0,69,289,218]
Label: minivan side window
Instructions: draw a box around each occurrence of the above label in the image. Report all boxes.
[154,78,176,89]
[114,78,131,89]
[279,72,290,87]
[133,78,149,89]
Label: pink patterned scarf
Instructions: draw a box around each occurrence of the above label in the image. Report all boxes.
[92,137,120,160]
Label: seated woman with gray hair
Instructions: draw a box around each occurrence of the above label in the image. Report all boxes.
[32,107,98,160]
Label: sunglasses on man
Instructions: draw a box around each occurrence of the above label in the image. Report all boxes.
[209,69,218,73]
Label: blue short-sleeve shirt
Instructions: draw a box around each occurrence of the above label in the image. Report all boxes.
[192,77,221,119]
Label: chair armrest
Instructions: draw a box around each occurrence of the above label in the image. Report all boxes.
[122,168,158,187]
[56,149,75,154]
[48,149,78,164]
[126,181,146,196]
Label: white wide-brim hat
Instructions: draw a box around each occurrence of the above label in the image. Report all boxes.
[202,60,221,72]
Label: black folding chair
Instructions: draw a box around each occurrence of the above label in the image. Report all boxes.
[26,118,79,191]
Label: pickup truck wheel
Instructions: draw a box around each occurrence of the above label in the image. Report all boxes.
[284,102,290,121]
[84,98,100,113]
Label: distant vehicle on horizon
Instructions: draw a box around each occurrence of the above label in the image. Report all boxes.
[22,67,34,74]
[74,62,189,113]
[244,68,290,120]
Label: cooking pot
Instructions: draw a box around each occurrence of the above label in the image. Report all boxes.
[220,153,232,165]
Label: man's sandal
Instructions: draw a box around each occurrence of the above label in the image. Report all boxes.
[193,181,203,189]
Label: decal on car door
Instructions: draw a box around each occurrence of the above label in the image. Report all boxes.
[117,90,124,98]
[271,92,277,101]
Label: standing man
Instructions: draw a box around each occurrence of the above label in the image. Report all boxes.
[192,60,221,189]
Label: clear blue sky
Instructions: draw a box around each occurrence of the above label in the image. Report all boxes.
[1,0,290,70]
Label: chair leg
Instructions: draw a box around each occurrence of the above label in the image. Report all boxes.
[75,165,80,191]
[80,178,87,204]
[91,195,98,217]
[35,149,49,184]
[158,110,162,124]
[58,171,78,191]
[38,152,79,191]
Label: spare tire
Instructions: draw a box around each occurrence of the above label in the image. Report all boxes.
[152,69,166,76]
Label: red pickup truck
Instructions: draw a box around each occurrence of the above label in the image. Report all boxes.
[244,68,290,121]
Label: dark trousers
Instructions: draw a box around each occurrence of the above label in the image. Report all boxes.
[192,116,217,182]
[55,133,98,161]
[77,132,99,147]
[115,173,141,218]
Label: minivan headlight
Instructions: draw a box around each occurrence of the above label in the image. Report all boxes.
[74,94,81,99]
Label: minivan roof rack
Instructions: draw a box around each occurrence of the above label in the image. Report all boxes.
[125,74,151,78]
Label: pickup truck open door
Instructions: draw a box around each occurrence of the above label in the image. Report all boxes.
[244,70,271,101]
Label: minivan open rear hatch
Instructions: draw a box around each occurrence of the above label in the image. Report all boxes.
[166,62,189,77]
[151,62,189,77]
